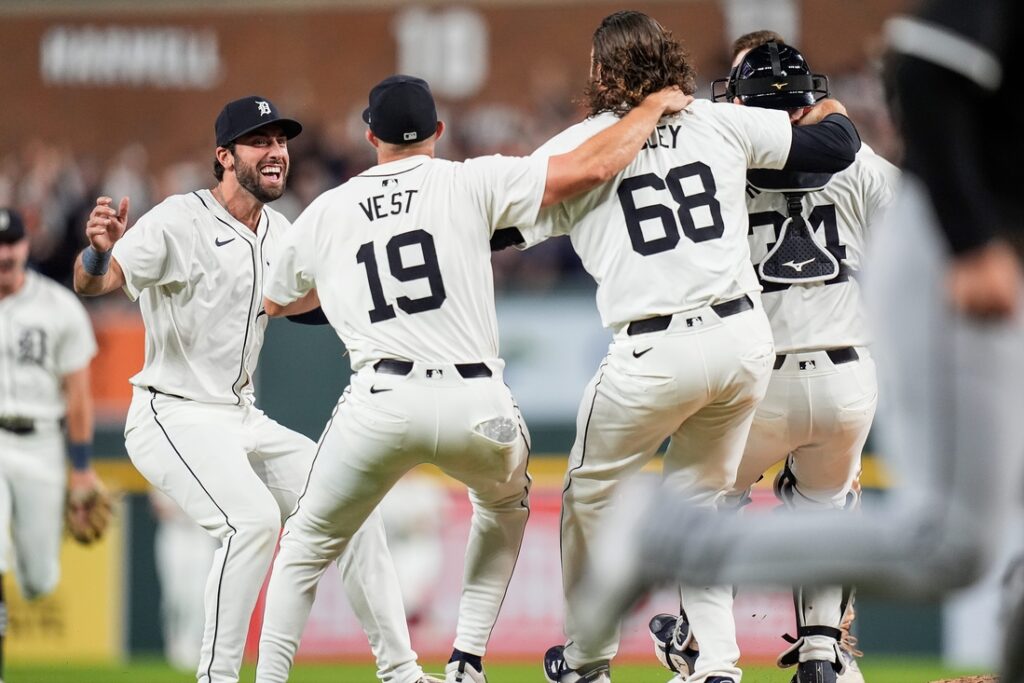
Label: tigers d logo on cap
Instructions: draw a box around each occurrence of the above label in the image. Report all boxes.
[215,95,304,147]
[362,75,439,145]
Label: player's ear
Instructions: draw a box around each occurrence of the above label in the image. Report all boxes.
[789,106,812,124]
[215,146,234,172]
[365,129,380,149]
[434,121,445,142]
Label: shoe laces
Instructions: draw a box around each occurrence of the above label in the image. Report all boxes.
[839,607,863,659]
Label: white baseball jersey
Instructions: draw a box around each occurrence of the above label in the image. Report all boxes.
[521,99,793,329]
[0,270,97,420]
[746,145,900,353]
[112,189,291,404]
[265,153,546,370]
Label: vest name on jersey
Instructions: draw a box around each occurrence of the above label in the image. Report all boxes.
[359,188,419,222]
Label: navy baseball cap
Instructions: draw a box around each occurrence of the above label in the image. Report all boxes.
[362,75,438,144]
[0,208,26,245]
[215,95,303,147]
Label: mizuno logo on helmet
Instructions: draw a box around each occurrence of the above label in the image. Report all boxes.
[771,82,787,90]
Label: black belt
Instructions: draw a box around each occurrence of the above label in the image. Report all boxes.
[773,346,859,370]
[373,358,493,379]
[626,295,754,336]
[0,416,36,435]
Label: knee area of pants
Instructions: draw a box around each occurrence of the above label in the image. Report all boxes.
[915,541,986,591]
[909,519,990,591]
[234,513,282,545]
[475,490,530,514]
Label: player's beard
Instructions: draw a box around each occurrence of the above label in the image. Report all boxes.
[233,154,287,204]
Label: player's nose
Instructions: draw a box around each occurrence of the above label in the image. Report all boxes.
[266,138,288,160]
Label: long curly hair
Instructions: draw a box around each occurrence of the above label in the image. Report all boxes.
[585,11,697,117]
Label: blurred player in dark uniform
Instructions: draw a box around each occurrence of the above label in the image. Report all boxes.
[583,3,1024,682]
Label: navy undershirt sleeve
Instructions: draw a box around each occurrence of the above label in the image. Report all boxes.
[784,114,861,174]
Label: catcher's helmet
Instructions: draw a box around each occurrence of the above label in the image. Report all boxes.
[712,42,829,110]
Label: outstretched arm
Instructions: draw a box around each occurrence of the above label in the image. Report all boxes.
[74,196,130,296]
[542,87,693,208]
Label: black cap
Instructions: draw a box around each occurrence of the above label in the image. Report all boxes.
[362,75,438,144]
[215,96,303,147]
[0,208,26,245]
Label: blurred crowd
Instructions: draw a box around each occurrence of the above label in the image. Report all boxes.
[0,63,897,301]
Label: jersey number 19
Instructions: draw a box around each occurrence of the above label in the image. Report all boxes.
[356,229,447,323]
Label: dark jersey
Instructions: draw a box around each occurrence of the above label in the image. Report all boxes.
[888,0,1022,255]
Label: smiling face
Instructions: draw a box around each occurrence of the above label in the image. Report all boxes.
[220,123,290,203]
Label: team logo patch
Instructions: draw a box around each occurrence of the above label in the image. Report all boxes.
[17,328,47,366]
[403,131,418,141]
[799,360,817,370]
[256,100,272,116]
[686,316,704,328]
[426,368,443,378]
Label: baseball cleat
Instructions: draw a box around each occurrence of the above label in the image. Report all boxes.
[445,657,486,683]
[791,659,840,683]
[417,677,445,683]
[542,645,611,683]
[705,678,737,683]
[836,649,864,683]
[649,613,698,676]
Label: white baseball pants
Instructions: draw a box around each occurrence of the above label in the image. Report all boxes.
[125,387,419,683]
[561,298,774,683]
[731,351,875,663]
[0,421,65,599]
[256,361,531,683]
[735,349,876,507]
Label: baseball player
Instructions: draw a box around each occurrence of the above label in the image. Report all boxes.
[578,4,1024,683]
[648,40,899,683]
[0,207,106,683]
[496,11,860,683]
[253,75,691,683]
[72,97,426,683]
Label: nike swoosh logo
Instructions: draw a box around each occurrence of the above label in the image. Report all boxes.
[632,347,653,358]
[783,257,815,272]
[369,385,392,394]
[215,237,235,247]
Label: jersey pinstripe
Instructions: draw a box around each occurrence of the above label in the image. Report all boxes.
[112,189,291,404]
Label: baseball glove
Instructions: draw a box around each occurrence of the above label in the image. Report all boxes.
[66,477,114,544]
